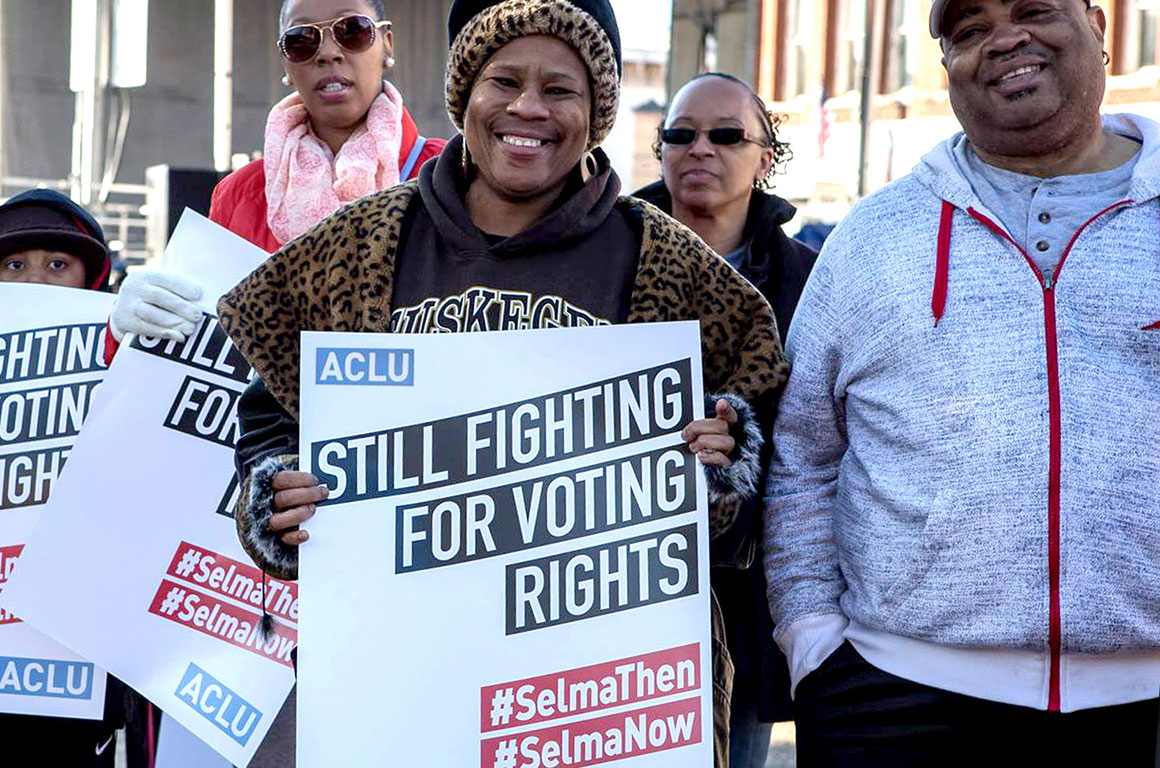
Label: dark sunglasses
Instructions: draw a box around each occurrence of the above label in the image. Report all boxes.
[659,127,768,147]
[278,14,391,64]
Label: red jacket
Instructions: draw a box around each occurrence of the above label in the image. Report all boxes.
[209,107,445,253]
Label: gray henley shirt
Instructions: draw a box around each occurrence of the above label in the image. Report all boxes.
[951,135,1139,278]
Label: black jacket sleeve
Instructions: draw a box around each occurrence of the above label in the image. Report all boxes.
[232,376,301,579]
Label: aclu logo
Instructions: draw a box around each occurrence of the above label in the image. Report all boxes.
[316,347,414,386]
[175,663,263,746]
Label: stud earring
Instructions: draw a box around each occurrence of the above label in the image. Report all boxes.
[281,74,291,86]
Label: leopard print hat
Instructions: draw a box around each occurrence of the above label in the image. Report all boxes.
[445,0,622,150]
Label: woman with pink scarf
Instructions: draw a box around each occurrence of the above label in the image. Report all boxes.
[108,0,445,348]
[102,7,442,759]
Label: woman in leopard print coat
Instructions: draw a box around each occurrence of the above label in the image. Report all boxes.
[218,1,786,763]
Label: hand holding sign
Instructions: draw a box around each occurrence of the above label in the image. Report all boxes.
[110,269,205,342]
[269,471,328,545]
[681,398,738,468]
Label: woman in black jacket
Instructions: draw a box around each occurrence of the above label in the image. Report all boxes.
[634,72,817,768]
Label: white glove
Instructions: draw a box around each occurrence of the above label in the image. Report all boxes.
[110,270,205,342]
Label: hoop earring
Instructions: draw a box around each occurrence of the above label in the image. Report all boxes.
[579,151,599,183]
[1103,50,1111,66]
[281,74,291,86]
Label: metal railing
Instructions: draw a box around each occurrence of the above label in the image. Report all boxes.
[0,175,154,273]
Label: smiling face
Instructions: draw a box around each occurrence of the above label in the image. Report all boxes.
[0,249,87,288]
[280,0,392,148]
[660,77,773,216]
[463,35,592,204]
[941,0,1106,157]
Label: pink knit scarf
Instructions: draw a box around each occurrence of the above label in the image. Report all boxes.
[264,81,403,244]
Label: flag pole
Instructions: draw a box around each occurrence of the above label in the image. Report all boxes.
[857,0,885,197]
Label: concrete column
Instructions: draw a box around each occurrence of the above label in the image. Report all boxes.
[668,11,705,98]
[716,7,753,81]
[70,0,110,204]
[383,0,456,138]
[213,0,234,172]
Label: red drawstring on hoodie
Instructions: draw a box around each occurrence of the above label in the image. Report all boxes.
[932,200,954,326]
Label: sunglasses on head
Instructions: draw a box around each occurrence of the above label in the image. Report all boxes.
[659,127,768,147]
[278,14,391,64]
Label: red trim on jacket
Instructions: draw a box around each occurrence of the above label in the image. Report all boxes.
[932,201,953,325]
[103,323,118,367]
[208,107,446,254]
[960,199,1130,712]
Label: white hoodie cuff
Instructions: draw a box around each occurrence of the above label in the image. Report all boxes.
[775,613,849,697]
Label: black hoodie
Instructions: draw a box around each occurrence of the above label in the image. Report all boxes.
[390,135,641,333]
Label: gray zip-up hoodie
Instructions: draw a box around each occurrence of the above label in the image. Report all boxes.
[765,113,1160,712]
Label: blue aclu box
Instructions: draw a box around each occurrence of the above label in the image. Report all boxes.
[0,656,95,699]
[175,663,263,746]
[315,347,414,386]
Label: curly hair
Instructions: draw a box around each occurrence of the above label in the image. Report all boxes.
[652,72,792,190]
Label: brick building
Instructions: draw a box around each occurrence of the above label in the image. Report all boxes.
[749,0,1160,210]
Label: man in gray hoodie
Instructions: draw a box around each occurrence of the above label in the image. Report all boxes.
[765,0,1160,764]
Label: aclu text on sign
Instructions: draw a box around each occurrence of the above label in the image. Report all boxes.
[315,347,415,386]
[175,662,263,747]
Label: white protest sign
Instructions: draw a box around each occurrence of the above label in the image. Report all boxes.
[298,322,713,767]
[0,283,113,719]
[1,211,294,766]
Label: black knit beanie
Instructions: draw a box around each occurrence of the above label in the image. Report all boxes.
[0,189,111,291]
[445,0,622,150]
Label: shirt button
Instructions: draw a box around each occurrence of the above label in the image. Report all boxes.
[1038,212,1051,224]
[1036,240,1050,252]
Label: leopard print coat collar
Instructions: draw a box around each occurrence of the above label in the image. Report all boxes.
[218,181,786,420]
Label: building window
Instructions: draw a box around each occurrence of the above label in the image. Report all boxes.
[882,0,920,93]
[1116,0,1160,71]
[1140,7,1159,67]
[785,0,816,97]
[837,0,865,95]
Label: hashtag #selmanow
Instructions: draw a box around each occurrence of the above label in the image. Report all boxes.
[481,697,701,767]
